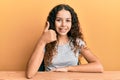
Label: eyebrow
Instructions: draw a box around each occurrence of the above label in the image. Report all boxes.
[56,17,71,19]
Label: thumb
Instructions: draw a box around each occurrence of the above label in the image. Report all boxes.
[44,21,50,32]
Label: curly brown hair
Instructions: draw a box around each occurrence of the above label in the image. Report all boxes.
[44,4,85,67]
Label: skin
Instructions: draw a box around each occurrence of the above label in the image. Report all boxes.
[26,9,104,79]
[55,10,72,45]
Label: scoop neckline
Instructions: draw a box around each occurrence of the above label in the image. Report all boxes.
[57,40,70,47]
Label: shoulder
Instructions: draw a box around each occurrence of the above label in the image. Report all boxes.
[76,38,86,47]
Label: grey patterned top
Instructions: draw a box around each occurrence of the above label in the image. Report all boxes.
[45,38,85,71]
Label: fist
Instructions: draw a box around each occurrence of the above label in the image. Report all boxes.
[41,21,57,44]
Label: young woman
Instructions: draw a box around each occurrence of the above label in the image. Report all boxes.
[26,4,104,79]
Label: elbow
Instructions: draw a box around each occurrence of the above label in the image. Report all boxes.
[26,73,33,79]
[26,70,34,79]
[99,65,104,73]
[96,62,104,73]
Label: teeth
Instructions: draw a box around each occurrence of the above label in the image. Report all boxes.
[60,29,66,33]
[59,28,67,33]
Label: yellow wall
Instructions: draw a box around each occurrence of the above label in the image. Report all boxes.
[0,0,120,71]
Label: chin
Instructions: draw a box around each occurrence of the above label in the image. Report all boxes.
[59,33,67,36]
[58,31,69,35]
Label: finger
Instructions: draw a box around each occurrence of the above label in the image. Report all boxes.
[44,21,50,32]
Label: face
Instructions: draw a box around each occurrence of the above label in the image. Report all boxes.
[55,9,72,36]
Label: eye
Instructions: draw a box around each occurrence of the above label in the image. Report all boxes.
[56,19,61,21]
[56,18,62,22]
[66,19,71,22]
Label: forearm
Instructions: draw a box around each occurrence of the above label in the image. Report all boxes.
[67,47,104,73]
[26,21,57,78]
[67,61,104,73]
[26,39,45,79]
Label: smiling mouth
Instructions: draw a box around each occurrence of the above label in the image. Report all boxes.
[59,28,67,33]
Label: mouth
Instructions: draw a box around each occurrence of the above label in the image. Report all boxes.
[59,28,67,33]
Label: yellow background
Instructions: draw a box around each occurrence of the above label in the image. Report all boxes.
[0,0,120,71]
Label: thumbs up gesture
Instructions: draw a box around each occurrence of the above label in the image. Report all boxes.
[41,21,57,44]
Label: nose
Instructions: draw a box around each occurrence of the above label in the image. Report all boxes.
[61,21,66,27]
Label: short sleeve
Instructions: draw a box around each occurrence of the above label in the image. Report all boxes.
[76,38,86,47]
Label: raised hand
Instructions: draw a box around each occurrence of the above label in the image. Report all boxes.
[41,21,57,44]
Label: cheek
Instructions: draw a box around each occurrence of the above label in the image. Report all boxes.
[55,22,61,26]
[55,22,61,29]
[55,23,59,30]
[69,24,72,29]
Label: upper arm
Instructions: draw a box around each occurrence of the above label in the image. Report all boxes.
[80,47,100,63]
[77,39,99,63]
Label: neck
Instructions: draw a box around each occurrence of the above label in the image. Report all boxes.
[57,35,69,45]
